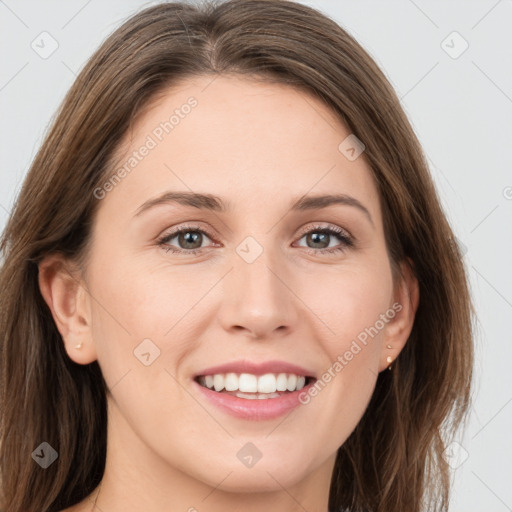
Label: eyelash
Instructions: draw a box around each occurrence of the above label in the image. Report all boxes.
[156,223,354,257]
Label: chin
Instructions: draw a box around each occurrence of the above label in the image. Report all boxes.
[201,468,306,494]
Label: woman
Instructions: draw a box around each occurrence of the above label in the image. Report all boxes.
[0,0,474,511]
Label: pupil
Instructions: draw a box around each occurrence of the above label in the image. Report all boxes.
[180,231,201,249]
[309,232,328,249]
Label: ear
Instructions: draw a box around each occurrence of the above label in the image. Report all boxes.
[38,254,97,365]
[378,258,419,372]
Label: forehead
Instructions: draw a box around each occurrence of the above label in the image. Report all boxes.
[102,74,381,223]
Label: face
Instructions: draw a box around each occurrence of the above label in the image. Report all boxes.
[52,74,415,495]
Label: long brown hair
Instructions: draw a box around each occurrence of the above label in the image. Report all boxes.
[0,1,474,510]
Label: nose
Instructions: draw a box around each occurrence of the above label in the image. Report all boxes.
[217,247,299,340]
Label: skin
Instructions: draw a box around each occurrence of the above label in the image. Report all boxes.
[39,74,419,512]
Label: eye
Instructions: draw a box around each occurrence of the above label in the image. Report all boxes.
[157,223,354,256]
[157,224,216,255]
[294,224,354,255]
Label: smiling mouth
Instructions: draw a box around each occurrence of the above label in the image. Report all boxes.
[194,373,316,399]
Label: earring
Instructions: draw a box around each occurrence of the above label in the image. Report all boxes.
[386,344,393,370]
[74,342,83,349]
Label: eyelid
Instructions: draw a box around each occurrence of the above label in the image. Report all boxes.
[158,222,353,241]
[296,222,353,240]
[157,221,355,255]
[156,222,218,249]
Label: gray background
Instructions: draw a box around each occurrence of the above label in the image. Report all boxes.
[1,1,511,510]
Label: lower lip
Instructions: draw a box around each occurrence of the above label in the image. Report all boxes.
[192,379,316,421]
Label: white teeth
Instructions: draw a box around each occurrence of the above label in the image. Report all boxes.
[239,373,258,392]
[235,391,259,400]
[286,374,297,392]
[199,372,309,393]
[224,373,238,391]
[235,391,281,400]
[276,373,288,391]
[257,373,276,393]
[213,374,224,392]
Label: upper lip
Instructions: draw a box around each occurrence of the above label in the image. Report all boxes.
[194,359,317,379]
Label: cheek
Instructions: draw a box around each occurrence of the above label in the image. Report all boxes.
[89,239,393,377]
[88,244,196,337]
[83,236,394,484]
[86,259,194,430]
[297,264,392,429]
[87,249,220,398]
[304,262,393,352]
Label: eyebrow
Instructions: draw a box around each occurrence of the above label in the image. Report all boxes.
[134,191,374,226]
